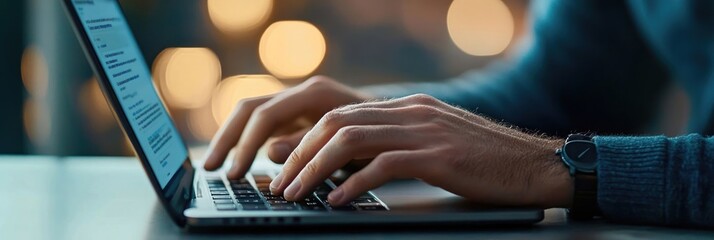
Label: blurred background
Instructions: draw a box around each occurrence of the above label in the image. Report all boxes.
[0,0,532,156]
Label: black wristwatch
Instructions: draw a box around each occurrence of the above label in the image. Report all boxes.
[556,134,600,220]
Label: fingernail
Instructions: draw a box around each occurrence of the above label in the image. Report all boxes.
[270,173,283,193]
[328,188,344,205]
[272,142,291,160]
[283,179,302,200]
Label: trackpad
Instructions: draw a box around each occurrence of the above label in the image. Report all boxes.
[372,180,520,213]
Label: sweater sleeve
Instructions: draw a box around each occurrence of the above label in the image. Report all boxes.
[362,0,669,135]
[595,134,714,227]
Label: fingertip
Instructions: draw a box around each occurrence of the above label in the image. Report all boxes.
[202,162,217,171]
[227,166,247,180]
[267,142,291,164]
[203,158,220,170]
[203,164,216,171]
[283,179,302,201]
[202,148,227,170]
[269,173,284,194]
[327,187,345,205]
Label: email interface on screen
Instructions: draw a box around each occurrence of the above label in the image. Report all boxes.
[72,0,188,188]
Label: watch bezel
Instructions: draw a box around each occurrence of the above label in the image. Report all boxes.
[561,140,598,173]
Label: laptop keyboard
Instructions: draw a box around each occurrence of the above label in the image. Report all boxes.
[206,175,388,212]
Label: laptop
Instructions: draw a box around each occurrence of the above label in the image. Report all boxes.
[62,0,543,229]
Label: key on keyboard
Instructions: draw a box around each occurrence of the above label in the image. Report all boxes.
[207,176,387,212]
[206,178,238,210]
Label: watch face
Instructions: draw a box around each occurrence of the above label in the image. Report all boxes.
[563,140,598,171]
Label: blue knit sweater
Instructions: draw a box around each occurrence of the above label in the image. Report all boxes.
[366,0,714,227]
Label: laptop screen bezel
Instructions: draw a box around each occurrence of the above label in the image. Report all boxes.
[61,0,194,227]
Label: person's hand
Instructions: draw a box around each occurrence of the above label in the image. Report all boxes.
[203,76,372,178]
[270,94,573,208]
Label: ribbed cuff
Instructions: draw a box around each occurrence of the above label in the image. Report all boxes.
[594,135,667,224]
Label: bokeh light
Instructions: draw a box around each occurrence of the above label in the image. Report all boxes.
[207,0,273,34]
[211,75,285,125]
[259,21,326,80]
[79,78,115,133]
[151,48,176,101]
[152,48,221,109]
[447,0,514,56]
[20,46,49,98]
[23,99,51,145]
[187,106,219,141]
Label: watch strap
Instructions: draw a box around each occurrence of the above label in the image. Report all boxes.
[568,172,600,219]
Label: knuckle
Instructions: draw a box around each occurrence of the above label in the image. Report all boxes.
[407,93,438,105]
[286,148,305,168]
[322,110,346,127]
[304,75,333,89]
[233,98,257,115]
[253,105,272,120]
[336,126,367,144]
[302,162,320,178]
[234,98,250,110]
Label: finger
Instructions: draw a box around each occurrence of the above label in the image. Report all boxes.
[396,95,535,140]
[337,94,443,112]
[445,105,535,141]
[226,84,332,179]
[271,105,446,193]
[267,128,309,164]
[271,117,313,137]
[327,150,440,206]
[281,125,419,201]
[204,96,271,170]
[334,94,499,132]
[350,94,534,141]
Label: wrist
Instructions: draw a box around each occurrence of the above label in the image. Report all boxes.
[531,138,574,208]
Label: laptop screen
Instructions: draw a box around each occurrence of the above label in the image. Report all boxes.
[71,0,188,188]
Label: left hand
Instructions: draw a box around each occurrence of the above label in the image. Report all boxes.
[269,94,573,208]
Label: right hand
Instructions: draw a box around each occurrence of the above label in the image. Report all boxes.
[203,76,372,179]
